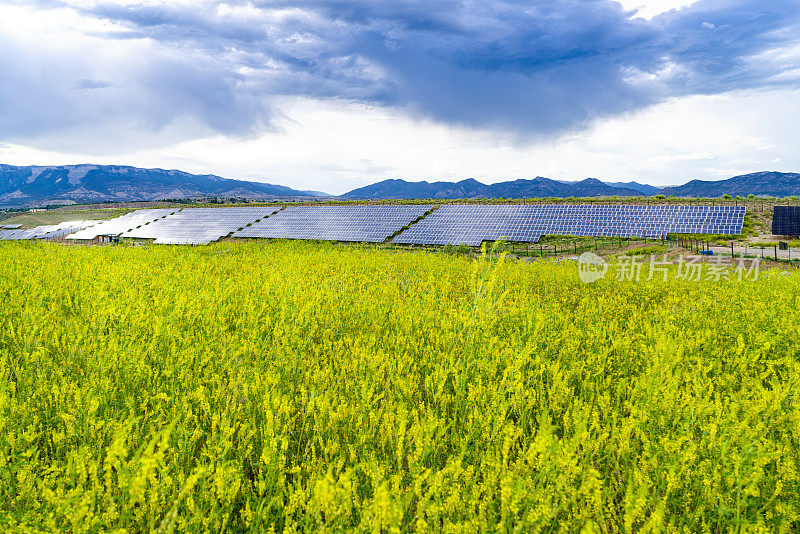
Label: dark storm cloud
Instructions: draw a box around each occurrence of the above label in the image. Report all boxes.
[1,0,798,148]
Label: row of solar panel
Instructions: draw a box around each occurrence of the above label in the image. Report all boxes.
[231,206,429,243]
[0,220,99,241]
[1,204,747,245]
[439,206,742,212]
[392,205,745,245]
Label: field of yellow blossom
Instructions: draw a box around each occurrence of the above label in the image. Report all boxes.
[1,240,798,532]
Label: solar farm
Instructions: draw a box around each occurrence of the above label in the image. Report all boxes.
[0,203,748,245]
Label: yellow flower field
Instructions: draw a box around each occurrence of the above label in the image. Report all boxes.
[1,241,798,532]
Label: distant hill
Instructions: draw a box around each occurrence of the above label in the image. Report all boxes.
[341,177,644,199]
[605,181,660,196]
[658,171,800,197]
[0,164,318,207]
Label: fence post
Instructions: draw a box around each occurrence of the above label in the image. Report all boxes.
[775,245,778,261]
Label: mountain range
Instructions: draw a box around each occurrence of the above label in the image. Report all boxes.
[2,164,799,208]
[341,177,648,199]
[341,172,799,199]
[0,164,319,207]
[658,171,800,197]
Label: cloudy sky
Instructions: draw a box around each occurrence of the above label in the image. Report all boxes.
[0,0,798,194]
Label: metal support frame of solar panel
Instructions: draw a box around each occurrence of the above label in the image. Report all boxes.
[772,206,800,236]
[124,206,281,244]
[393,205,745,246]
[66,208,180,240]
[232,205,430,243]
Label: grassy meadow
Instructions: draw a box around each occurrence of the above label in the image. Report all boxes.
[0,240,798,531]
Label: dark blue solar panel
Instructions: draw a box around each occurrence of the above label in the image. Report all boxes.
[772,206,800,236]
[393,205,745,245]
[393,205,542,246]
[233,205,430,242]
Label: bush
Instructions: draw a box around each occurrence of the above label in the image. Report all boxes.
[441,242,474,256]
[618,244,667,256]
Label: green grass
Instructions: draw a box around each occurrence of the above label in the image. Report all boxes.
[1,241,799,531]
[618,244,668,256]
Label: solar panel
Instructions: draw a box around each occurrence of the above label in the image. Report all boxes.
[393,205,542,246]
[393,205,746,246]
[0,220,99,241]
[35,220,100,239]
[772,206,800,236]
[125,206,281,244]
[66,209,180,240]
[0,226,39,240]
[233,205,430,242]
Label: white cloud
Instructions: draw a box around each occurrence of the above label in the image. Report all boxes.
[616,0,701,19]
[3,88,798,194]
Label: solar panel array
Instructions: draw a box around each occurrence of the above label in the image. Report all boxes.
[772,206,800,236]
[125,206,281,244]
[35,220,100,239]
[393,205,746,246]
[0,220,98,241]
[67,209,179,240]
[392,205,541,246]
[0,229,21,240]
[233,205,430,242]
